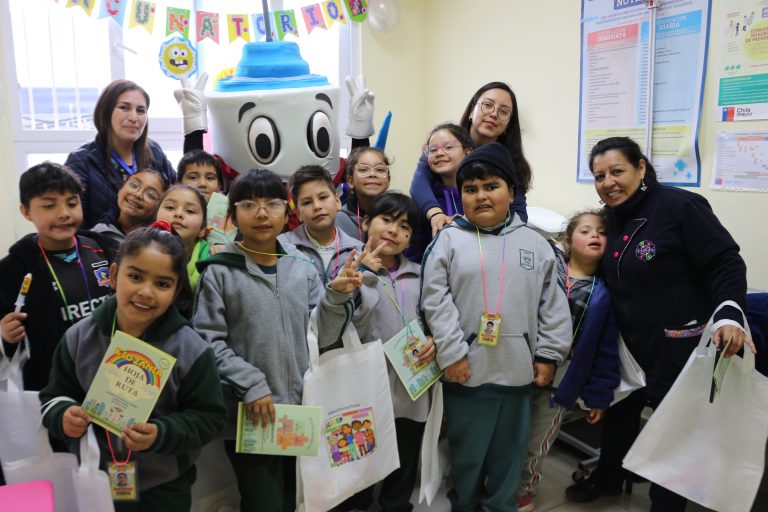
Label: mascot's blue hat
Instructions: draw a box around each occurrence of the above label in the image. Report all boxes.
[215,41,329,92]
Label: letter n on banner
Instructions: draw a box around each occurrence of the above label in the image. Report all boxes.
[322,0,347,28]
[197,11,219,44]
[166,7,190,39]
[302,4,327,34]
[274,9,299,40]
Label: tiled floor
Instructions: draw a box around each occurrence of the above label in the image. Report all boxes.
[410,442,768,512]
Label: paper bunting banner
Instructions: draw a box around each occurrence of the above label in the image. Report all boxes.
[98,0,127,26]
[159,36,198,79]
[252,13,277,40]
[67,0,96,16]
[197,11,219,44]
[227,14,251,43]
[322,0,347,28]
[166,7,190,39]
[274,10,299,40]
[128,0,156,33]
[344,0,367,22]
[302,4,326,34]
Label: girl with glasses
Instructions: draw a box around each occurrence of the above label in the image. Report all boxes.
[337,147,392,240]
[409,82,532,239]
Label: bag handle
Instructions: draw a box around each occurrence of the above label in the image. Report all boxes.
[699,300,755,373]
[307,307,364,370]
[78,425,101,474]
[1,336,31,393]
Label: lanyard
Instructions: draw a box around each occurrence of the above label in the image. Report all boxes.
[108,312,132,465]
[307,226,341,279]
[112,150,137,176]
[566,263,596,341]
[356,205,363,241]
[376,269,409,329]
[38,237,92,324]
[443,189,459,217]
[476,218,508,315]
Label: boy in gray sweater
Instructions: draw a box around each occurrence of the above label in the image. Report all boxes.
[420,143,571,512]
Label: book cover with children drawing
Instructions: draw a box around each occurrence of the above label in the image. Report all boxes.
[325,407,377,467]
[382,319,443,400]
[236,403,322,456]
[83,331,176,436]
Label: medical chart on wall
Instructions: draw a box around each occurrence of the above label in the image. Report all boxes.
[712,132,768,191]
[717,0,768,121]
[578,0,711,186]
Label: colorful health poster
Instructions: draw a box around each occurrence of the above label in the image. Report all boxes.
[578,0,711,186]
[717,0,768,121]
[712,132,768,191]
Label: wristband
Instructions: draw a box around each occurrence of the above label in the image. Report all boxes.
[428,210,445,221]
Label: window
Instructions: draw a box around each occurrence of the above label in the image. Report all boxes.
[1,0,359,173]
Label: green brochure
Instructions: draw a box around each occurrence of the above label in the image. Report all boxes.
[236,403,322,457]
[82,331,176,436]
[206,191,237,245]
[382,319,443,401]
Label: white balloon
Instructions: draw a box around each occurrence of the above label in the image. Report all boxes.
[368,0,401,33]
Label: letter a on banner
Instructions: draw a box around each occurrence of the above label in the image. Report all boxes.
[322,0,347,28]
[228,14,251,42]
[166,7,190,39]
[128,0,156,33]
[66,0,96,16]
[197,11,219,44]
[99,0,127,26]
[302,4,327,34]
[274,10,299,40]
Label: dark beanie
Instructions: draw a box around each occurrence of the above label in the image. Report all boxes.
[457,142,518,191]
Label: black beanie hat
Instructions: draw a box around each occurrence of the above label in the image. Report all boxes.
[457,142,518,191]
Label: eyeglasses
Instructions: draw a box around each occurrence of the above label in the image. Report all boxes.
[234,199,288,216]
[478,101,513,120]
[124,178,160,202]
[424,140,463,156]
[353,164,389,177]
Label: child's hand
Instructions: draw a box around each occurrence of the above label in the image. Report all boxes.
[62,405,91,439]
[329,249,363,294]
[122,422,158,452]
[417,336,437,366]
[359,240,386,272]
[1,312,27,344]
[586,408,605,424]
[533,362,556,387]
[208,244,226,256]
[444,356,471,384]
[428,209,457,237]
[245,395,276,428]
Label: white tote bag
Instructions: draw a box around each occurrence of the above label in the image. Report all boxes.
[623,301,768,512]
[610,335,646,405]
[298,309,399,512]
[418,381,445,506]
[4,425,115,512]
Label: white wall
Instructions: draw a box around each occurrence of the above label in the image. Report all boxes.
[361,0,768,289]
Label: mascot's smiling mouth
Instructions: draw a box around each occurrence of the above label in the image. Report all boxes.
[170,59,189,69]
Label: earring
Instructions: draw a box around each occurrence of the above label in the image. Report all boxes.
[641,179,647,191]
[469,117,473,124]
[599,199,605,205]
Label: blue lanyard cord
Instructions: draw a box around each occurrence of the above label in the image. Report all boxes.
[112,150,137,176]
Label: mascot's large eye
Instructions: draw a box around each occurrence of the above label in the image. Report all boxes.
[248,116,280,164]
[307,111,331,158]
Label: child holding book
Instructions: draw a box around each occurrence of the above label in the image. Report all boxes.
[420,143,571,512]
[517,210,621,512]
[340,191,437,511]
[192,169,364,512]
[279,165,362,284]
[337,147,391,240]
[39,224,226,511]
[1,162,112,392]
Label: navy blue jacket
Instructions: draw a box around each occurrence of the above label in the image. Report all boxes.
[600,183,747,406]
[554,278,621,410]
[65,138,176,229]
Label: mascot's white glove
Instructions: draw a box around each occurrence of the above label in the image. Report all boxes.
[174,73,209,136]
[345,75,375,139]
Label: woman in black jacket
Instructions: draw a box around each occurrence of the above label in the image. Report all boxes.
[566,137,752,511]
[65,79,175,228]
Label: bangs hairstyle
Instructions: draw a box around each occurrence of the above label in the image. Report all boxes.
[589,136,658,185]
[20,162,83,207]
[562,209,606,257]
[177,149,223,184]
[159,184,209,227]
[345,147,391,180]
[456,161,514,191]
[290,165,336,201]
[228,168,288,219]
[366,191,420,237]
[426,122,474,149]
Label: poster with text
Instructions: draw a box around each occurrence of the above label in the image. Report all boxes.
[578,0,711,186]
[717,0,768,121]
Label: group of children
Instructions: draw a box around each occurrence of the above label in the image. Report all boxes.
[0,121,624,512]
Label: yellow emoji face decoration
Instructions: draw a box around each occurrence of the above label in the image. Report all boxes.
[159,37,198,79]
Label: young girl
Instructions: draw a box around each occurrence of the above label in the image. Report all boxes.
[405,123,472,262]
[40,224,226,511]
[155,185,210,291]
[337,147,391,241]
[92,169,167,261]
[517,210,621,512]
[192,169,364,512]
[338,191,437,512]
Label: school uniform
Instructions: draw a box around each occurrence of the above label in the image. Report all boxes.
[278,224,362,284]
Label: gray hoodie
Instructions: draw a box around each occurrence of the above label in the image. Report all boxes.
[420,215,571,390]
[278,224,363,284]
[192,241,354,432]
[336,202,363,241]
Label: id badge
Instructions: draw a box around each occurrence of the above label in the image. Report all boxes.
[478,312,501,346]
[108,461,140,502]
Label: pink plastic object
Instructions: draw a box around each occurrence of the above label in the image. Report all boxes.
[0,479,55,511]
